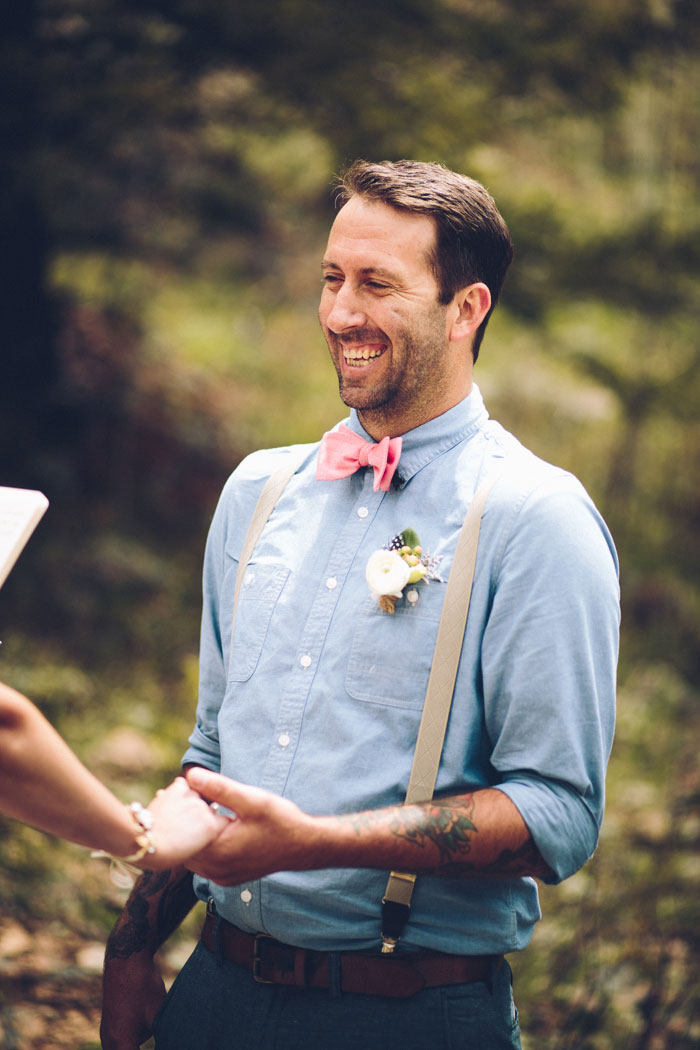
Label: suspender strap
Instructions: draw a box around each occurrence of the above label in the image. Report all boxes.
[380,470,502,952]
[230,451,307,660]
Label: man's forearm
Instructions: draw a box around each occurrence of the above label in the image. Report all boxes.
[325,788,555,880]
[105,865,197,962]
[183,770,555,886]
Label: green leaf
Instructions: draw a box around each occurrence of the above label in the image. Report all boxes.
[400,527,420,548]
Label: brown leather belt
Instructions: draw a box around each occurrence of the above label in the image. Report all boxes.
[200,913,501,998]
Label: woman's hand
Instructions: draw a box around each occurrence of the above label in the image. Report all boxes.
[141,776,230,870]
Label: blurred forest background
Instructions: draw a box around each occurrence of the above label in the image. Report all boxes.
[1,1,699,1047]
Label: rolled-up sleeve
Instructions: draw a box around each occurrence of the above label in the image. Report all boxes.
[482,474,620,882]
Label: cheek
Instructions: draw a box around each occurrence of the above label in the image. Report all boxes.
[382,304,410,334]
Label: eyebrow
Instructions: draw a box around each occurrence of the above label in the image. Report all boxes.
[321,261,402,283]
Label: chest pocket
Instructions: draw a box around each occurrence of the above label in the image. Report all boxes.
[345,583,446,709]
[227,563,290,682]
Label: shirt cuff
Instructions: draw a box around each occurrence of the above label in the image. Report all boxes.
[497,776,602,884]
[182,727,221,773]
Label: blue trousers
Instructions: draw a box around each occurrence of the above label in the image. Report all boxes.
[153,941,522,1050]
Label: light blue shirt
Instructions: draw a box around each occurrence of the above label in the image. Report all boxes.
[183,385,619,955]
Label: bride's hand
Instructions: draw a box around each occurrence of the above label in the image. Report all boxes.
[141,775,230,869]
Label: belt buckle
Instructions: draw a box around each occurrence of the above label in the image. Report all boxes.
[252,934,276,984]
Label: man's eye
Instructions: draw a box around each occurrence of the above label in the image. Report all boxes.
[322,274,342,285]
[366,281,388,291]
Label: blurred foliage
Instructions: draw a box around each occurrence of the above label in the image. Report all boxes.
[1,0,699,1047]
[511,663,700,1049]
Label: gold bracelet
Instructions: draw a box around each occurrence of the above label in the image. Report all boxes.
[121,802,156,862]
[90,801,157,884]
[120,832,154,863]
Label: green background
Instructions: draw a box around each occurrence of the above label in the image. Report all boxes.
[1,2,699,1047]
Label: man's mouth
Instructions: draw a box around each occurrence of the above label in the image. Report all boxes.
[341,342,386,367]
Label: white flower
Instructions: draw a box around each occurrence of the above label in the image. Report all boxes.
[365,549,411,598]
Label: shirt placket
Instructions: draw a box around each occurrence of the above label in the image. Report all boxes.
[258,470,385,796]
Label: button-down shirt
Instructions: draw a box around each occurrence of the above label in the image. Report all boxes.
[183,385,619,955]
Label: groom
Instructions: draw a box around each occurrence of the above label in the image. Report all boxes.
[101,159,619,1050]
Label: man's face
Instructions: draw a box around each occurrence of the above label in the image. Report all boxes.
[319,196,463,437]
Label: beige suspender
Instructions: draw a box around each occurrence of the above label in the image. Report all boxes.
[380,470,501,951]
[231,456,502,952]
[229,451,308,666]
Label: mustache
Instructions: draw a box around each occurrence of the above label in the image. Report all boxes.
[333,327,387,345]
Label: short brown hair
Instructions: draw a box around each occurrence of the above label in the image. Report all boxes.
[335,160,513,361]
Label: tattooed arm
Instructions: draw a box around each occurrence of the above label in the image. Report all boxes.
[100,865,196,1050]
[183,769,555,887]
[337,789,555,880]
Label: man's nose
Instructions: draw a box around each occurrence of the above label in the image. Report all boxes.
[324,283,366,332]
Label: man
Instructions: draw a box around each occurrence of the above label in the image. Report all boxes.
[101,160,619,1050]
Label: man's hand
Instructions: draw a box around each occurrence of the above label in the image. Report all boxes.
[101,950,165,1050]
[184,769,318,885]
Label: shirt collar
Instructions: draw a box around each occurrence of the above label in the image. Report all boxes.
[343,384,489,486]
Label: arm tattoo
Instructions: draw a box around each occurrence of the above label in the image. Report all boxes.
[346,795,553,879]
[387,796,478,865]
[105,869,196,961]
[156,870,199,941]
[346,795,477,866]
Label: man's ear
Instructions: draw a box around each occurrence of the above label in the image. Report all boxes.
[448,283,491,343]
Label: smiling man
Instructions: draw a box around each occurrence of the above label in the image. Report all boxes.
[101,161,619,1050]
[320,195,481,433]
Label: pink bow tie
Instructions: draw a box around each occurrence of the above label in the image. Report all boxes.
[316,425,402,492]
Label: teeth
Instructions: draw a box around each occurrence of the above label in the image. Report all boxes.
[343,345,383,362]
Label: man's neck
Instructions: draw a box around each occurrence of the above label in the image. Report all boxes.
[357,382,474,440]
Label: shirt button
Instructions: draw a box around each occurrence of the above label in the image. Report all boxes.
[244,572,255,587]
[357,506,369,518]
[240,888,252,904]
[278,732,291,748]
[300,654,312,668]
[326,577,337,590]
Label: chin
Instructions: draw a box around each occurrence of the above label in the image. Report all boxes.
[338,379,375,406]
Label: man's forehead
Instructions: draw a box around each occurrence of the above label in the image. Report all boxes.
[329,195,436,239]
[323,196,437,273]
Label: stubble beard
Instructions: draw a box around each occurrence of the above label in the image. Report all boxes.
[327,311,450,431]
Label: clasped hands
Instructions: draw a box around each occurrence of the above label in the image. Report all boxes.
[148,768,316,883]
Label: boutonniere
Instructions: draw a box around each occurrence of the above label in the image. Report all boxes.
[365,528,444,614]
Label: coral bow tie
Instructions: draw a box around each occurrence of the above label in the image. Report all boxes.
[316,425,402,492]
